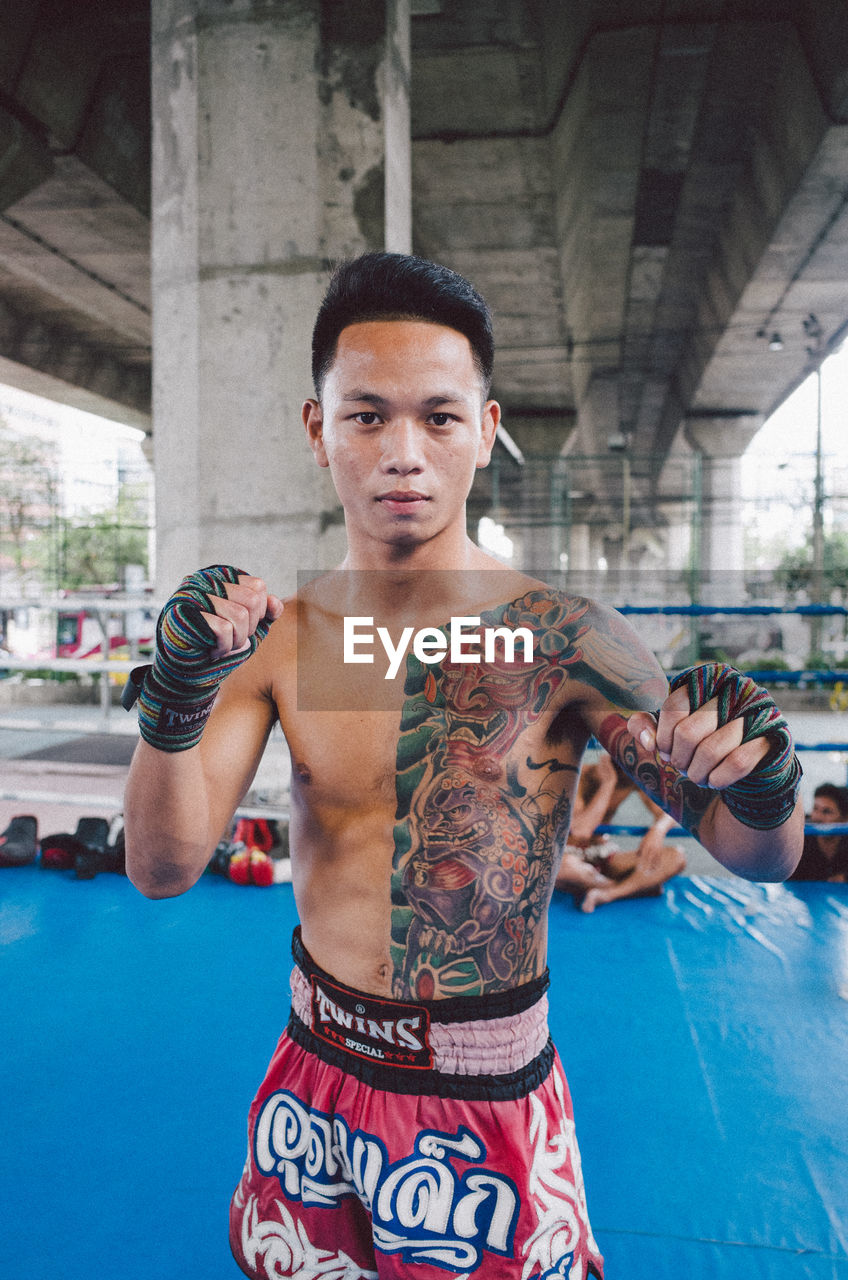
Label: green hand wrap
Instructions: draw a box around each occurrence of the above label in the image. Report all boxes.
[668,663,802,830]
[134,565,271,752]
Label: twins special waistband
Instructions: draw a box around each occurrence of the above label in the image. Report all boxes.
[288,928,554,1099]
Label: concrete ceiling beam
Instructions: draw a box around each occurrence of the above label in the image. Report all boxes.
[0,103,53,211]
[0,292,150,428]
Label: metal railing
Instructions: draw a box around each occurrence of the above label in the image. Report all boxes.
[1,655,138,721]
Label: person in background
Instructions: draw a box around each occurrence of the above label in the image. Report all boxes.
[789,782,848,882]
[556,752,686,911]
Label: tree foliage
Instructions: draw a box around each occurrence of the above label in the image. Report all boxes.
[0,416,58,587]
[776,529,848,597]
[0,413,150,591]
[58,483,150,589]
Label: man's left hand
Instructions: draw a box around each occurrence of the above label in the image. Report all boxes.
[626,688,771,789]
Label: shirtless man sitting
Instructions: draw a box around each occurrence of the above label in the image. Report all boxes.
[123,252,803,1280]
[556,752,687,911]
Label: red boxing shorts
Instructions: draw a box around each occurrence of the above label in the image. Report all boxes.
[230,929,604,1280]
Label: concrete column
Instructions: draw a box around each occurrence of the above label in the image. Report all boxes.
[655,501,693,575]
[490,417,575,575]
[603,534,625,573]
[569,522,592,572]
[550,27,655,412]
[152,0,411,593]
[571,372,620,456]
[684,414,761,602]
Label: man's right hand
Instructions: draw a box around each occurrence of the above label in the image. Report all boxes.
[195,572,284,660]
[133,565,283,752]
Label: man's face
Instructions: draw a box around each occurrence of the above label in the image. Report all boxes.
[303,320,499,553]
[811,794,844,825]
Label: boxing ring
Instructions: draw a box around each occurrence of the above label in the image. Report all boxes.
[1,868,846,1279]
[1,599,848,1279]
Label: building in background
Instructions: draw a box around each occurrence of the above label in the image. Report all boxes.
[0,383,153,659]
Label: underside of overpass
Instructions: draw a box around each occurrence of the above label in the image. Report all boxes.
[1,1,847,583]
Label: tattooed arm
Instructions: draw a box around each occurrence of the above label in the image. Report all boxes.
[560,600,803,882]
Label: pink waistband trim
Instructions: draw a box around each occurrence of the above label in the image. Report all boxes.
[290,966,549,1076]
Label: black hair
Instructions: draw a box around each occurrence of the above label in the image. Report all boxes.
[813,783,848,816]
[311,252,495,397]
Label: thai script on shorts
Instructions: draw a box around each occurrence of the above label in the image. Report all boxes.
[254,1089,519,1271]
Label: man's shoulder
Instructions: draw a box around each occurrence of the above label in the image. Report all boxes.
[499,586,667,715]
[485,586,642,668]
[481,580,605,628]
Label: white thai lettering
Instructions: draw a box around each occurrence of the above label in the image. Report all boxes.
[376,1159,454,1235]
[452,1172,517,1250]
[252,1095,519,1270]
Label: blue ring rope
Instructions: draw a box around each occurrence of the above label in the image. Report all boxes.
[594,822,848,837]
[587,740,848,752]
[617,604,847,616]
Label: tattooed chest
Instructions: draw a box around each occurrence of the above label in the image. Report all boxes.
[391,735,576,999]
[389,623,584,1001]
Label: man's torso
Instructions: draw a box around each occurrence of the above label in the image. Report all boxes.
[243,576,663,999]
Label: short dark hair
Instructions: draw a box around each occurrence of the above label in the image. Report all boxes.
[813,783,848,816]
[311,252,495,397]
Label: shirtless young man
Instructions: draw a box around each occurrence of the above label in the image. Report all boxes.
[123,252,803,1280]
[555,752,687,911]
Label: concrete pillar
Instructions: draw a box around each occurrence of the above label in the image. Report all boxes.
[152,0,411,594]
[569,522,592,572]
[591,526,608,569]
[559,373,625,581]
[655,501,693,575]
[603,534,625,573]
[550,27,655,411]
[571,372,620,456]
[491,415,575,574]
[684,414,761,602]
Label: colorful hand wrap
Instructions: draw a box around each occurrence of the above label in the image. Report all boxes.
[668,663,802,830]
[135,565,271,752]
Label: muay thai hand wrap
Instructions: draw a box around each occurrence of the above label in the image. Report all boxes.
[668,663,802,830]
[131,565,271,752]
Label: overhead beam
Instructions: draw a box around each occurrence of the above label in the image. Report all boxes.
[0,103,53,211]
[0,294,150,430]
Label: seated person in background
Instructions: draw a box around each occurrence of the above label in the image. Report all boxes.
[789,782,848,882]
[556,751,686,912]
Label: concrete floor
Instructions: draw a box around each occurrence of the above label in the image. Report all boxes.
[0,700,290,838]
